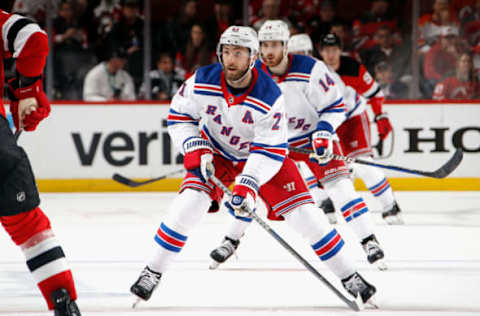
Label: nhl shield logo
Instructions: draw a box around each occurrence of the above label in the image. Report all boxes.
[228,96,234,104]
[16,191,26,202]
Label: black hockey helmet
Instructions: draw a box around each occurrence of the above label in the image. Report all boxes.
[320,33,342,49]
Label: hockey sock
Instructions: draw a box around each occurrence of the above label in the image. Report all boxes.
[324,178,374,241]
[0,207,76,310]
[225,217,251,241]
[284,204,355,279]
[148,189,211,273]
[354,158,395,211]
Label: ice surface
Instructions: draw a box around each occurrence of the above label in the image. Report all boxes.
[1,191,479,315]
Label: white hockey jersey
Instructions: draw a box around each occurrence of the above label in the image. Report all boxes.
[256,54,346,149]
[327,68,366,122]
[168,63,288,185]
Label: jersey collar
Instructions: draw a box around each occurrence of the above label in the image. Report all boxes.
[261,54,293,84]
[220,67,258,107]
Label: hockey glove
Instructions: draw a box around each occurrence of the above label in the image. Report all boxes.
[225,174,258,217]
[183,137,214,183]
[374,113,393,140]
[310,130,334,165]
[8,77,50,131]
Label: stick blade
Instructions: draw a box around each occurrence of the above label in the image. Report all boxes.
[430,148,464,178]
[112,173,140,187]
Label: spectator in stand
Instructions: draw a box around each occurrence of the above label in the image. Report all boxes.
[308,0,338,44]
[204,0,236,51]
[459,0,480,50]
[418,0,459,53]
[251,0,291,31]
[360,26,411,82]
[433,53,480,99]
[352,0,400,53]
[374,61,409,99]
[53,1,96,99]
[176,23,215,79]
[140,53,185,100]
[12,0,58,26]
[106,0,144,91]
[93,0,122,60]
[424,26,461,83]
[83,47,136,101]
[163,0,199,55]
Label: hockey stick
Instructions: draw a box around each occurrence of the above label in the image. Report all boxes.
[112,169,185,188]
[289,146,463,179]
[209,174,362,311]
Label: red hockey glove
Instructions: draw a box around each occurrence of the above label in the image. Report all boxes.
[183,137,214,183]
[8,77,50,131]
[225,174,258,218]
[374,113,393,140]
[310,130,334,166]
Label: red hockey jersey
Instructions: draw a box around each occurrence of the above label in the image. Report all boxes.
[0,10,48,118]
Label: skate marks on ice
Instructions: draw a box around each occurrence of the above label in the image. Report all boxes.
[0,192,479,315]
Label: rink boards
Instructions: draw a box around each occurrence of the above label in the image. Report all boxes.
[10,101,480,192]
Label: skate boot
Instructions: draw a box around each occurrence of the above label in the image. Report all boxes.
[209,236,240,269]
[342,272,377,307]
[361,235,387,271]
[130,266,162,308]
[320,198,337,224]
[382,202,404,225]
[51,288,81,316]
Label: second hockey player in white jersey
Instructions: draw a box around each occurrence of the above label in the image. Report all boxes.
[209,21,386,271]
[129,25,377,307]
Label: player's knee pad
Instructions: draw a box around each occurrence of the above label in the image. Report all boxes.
[323,178,358,208]
[0,207,51,245]
[284,203,331,244]
[163,188,212,236]
[0,145,40,216]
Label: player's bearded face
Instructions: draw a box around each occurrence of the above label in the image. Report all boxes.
[260,41,284,67]
[221,45,252,81]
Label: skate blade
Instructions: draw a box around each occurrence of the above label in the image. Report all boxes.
[375,259,388,271]
[365,296,379,309]
[132,297,142,309]
[209,260,221,270]
[354,293,365,311]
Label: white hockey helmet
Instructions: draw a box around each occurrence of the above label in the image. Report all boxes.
[288,33,313,55]
[217,26,259,60]
[258,20,290,44]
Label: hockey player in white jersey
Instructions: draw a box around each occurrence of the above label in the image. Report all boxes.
[209,21,386,272]
[319,33,403,225]
[130,25,376,307]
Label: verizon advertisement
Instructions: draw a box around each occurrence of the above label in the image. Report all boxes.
[16,103,479,179]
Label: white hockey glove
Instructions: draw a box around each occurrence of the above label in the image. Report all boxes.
[310,130,334,165]
[183,137,214,183]
[225,174,258,217]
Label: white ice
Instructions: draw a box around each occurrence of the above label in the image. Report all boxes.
[1,191,479,315]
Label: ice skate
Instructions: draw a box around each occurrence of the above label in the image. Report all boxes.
[51,288,81,316]
[382,202,404,225]
[362,235,387,271]
[130,266,162,308]
[320,198,337,224]
[342,272,378,308]
[209,236,240,269]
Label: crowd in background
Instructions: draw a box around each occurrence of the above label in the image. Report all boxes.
[3,0,480,101]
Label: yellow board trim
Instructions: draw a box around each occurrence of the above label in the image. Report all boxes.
[36,178,480,192]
